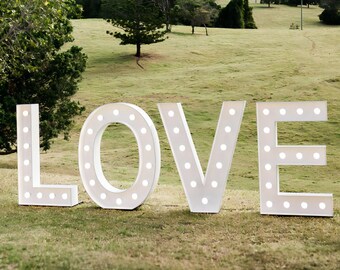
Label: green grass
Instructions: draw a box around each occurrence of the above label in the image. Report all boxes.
[1,4,339,269]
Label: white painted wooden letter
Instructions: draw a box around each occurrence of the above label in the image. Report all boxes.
[257,101,333,216]
[79,103,160,209]
[17,104,78,206]
[158,102,246,213]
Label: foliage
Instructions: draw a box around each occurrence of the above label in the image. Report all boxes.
[216,0,257,28]
[260,0,273,7]
[103,0,167,57]
[243,0,257,28]
[76,0,102,18]
[75,0,177,29]
[319,0,340,24]
[156,0,177,32]
[320,0,340,8]
[0,0,87,155]
[319,7,340,23]
[281,0,320,7]
[173,0,220,34]
[216,0,244,28]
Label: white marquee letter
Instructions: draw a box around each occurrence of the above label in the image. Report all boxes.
[79,103,160,209]
[17,104,78,206]
[158,102,246,213]
[257,101,333,216]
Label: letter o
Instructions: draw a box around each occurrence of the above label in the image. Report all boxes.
[79,103,160,209]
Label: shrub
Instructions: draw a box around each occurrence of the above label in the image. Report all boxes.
[0,0,87,154]
[215,0,257,29]
[76,0,102,18]
[319,8,340,24]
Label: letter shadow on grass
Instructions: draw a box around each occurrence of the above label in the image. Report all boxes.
[3,204,339,251]
[8,205,265,231]
[0,161,17,169]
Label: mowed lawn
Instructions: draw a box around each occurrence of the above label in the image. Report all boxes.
[0,4,339,269]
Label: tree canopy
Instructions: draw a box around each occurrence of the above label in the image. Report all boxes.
[173,0,220,34]
[0,0,87,154]
[319,0,340,24]
[216,0,257,29]
[103,0,167,57]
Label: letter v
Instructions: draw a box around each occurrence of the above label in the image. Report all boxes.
[158,102,246,213]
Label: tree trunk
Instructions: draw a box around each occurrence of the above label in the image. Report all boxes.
[204,24,208,36]
[166,22,171,32]
[192,25,195,34]
[135,43,141,57]
[166,14,171,32]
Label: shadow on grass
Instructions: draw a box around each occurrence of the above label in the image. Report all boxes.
[87,51,165,70]
[88,52,135,66]
[6,203,337,227]
[2,203,339,260]
[0,161,17,169]
[307,20,340,28]
[252,5,277,9]
[169,31,194,36]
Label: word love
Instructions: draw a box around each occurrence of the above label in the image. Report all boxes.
[16,102,333,217]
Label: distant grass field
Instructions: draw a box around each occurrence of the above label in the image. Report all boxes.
[0,4,339,269]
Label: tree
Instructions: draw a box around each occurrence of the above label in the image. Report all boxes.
[319,0,340,24]
[261,0,272,8]
[103,0,167,57]
[156,0,176,32]
[216,0,257,28]
[0,0,87,155]
[216,0,244,28]
[305,0,320,8]
[174,0,220,35]
[243,0,257,28]
[282,0,320,7]
[76,0,102,18]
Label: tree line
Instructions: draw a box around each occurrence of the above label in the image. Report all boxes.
[100,0,257,57]
[77,0,257,31]
[0,0,255,154]
[1,0,338,154]
[77,0,340,25]
[261,0,340,24]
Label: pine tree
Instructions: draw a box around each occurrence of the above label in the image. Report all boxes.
[215,0,257,29]
[319,0,340,25]
[243,0,257,29]
[103,0,167,57]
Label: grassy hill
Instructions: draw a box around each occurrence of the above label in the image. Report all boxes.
[0,4,339,269]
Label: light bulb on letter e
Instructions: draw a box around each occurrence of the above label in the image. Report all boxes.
[257,101,333,217]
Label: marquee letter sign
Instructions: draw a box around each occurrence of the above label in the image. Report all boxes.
[17,104,78,206]
[257,101,333,216]
[14,101,334,216]
[158,102,245,213]
[78,103,161,209]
